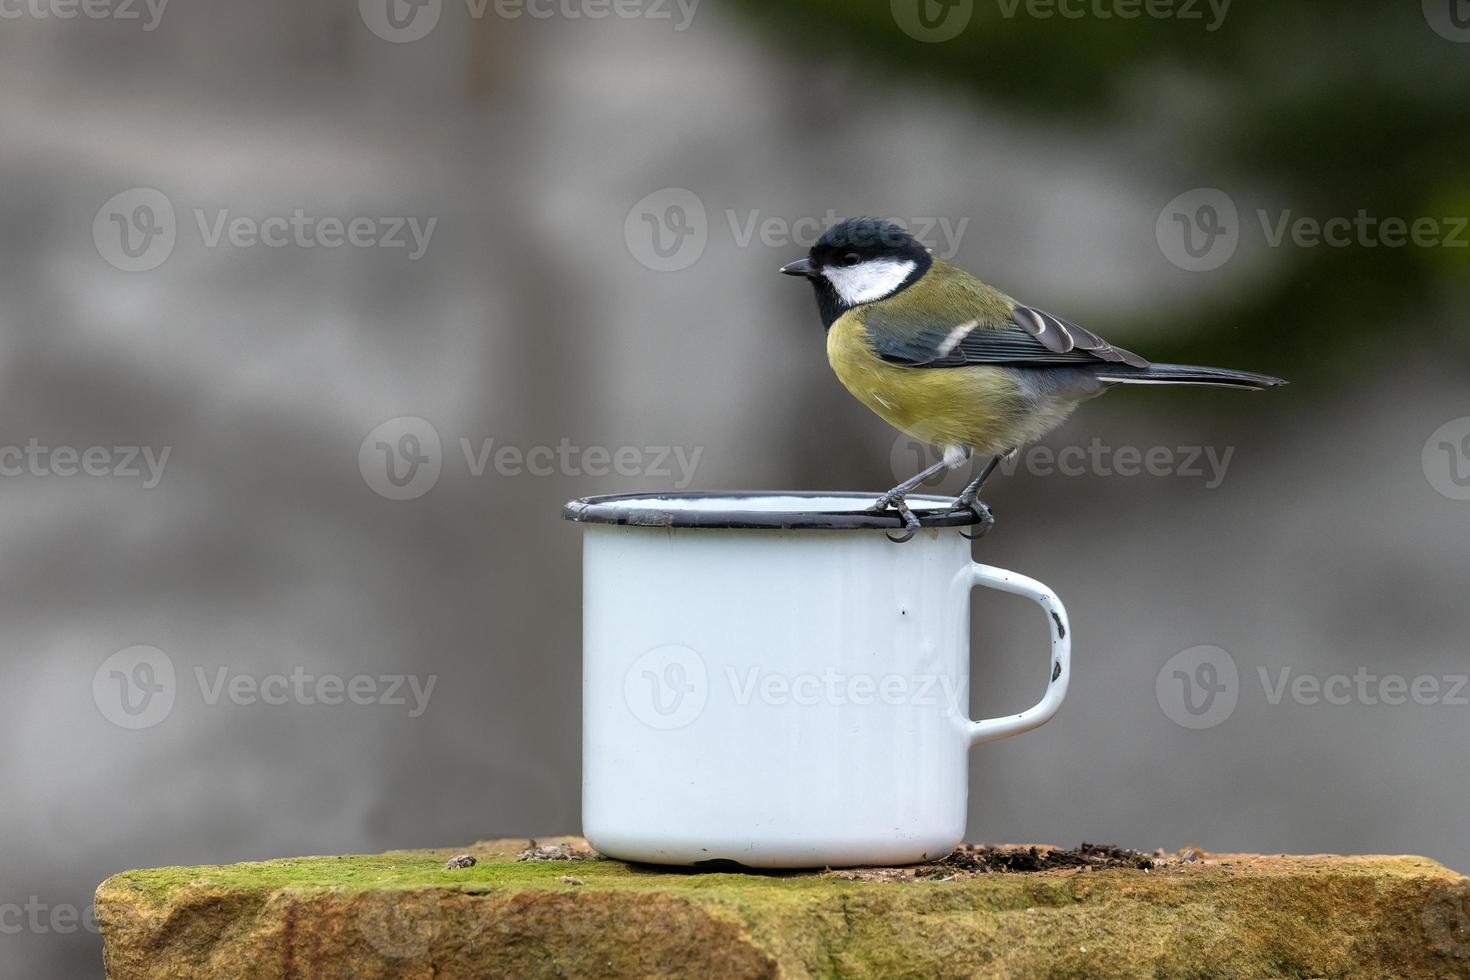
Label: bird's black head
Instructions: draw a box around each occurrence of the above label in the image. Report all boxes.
[780,217,932,329]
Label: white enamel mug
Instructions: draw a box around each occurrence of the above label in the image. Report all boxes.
[563,492,1070,869]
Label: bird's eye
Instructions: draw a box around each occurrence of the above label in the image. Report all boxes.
[841,252,861,267]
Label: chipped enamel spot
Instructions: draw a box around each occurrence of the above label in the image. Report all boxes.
[821,258,917,306]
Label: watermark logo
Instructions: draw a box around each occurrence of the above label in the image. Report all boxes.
[1422,883,1470,958]
[621,647,970,730]
[93,645,176,730]
[624,644,707,729]
[891,0,973,42]
[624,193,969,272]
[727,666,962,709]
[95,188,437,271]
[361,0,698,43]
[1424,0,1470,42]
[359,0,442,42]
[1158,188,1470,271]
[351,899,479,957]
[1423,417,1470,501]
[1156,645,1238,729]
[889,437,972,495]
[1257,211,1469,250]
[624,188,707,272]
[993,0,1229,29]
[195,666,435,716]
[893,0,1229,41]
[1156,188,1239,272]
[359,420,702,500]
[460,437,700,485]
[729,209,967,259]
[94,188,176,273]
[355,893,440,959]
[1159,650,1470,727]
[359,417,443,501]
[93,646,437,728]
[0,440,170,487]
[0,899,99,936]
[1259,667,1468,707]
[0,0,169,30]
[890,435,1237,489]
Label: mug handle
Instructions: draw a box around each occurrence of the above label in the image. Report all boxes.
[965,563,1071,746]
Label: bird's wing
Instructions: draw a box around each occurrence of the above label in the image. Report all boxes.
[864,303,1150,370]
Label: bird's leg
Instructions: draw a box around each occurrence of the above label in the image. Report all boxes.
[871,457,951,510]
[955,449,1013,540]
[871,448,970,544]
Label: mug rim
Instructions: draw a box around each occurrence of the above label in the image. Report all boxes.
[561,491,982,531]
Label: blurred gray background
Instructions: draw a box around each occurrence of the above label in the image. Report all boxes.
[2,1,1469,975]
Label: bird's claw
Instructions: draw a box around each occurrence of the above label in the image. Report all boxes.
[886,502,921,544]
[871,494,921,544]
[958,499,994,540]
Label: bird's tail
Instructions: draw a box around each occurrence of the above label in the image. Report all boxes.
[1094,362,1286,390]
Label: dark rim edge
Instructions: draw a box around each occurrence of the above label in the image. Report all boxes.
[560,491,980,531]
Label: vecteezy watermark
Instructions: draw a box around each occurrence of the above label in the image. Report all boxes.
[622,644,964,731]
[624,645,708,729]
[1157,187,1470,272]
[890,0,1228,42]
[993,0,1229,29]
[1157,646,1470,729]
[359,0,699,44]
[195,667,435,716]
[1424,0,1470,43]
[0,0,168,30]
[1423,417,1470,501]
[0,899,99,936]
[0,439,170,487]
[891,435,1236,491]
[1155,188,1240,272]
[623,189,970,272]
[355,890,489,960]
[93,646,177,730]
[1258,667,1470,708]
[92,646,437,729]
[358,417,443,501]
[1156,645,1240,729]
[890,0,974,42]
[1422,882,1470,959]
[358,416,704,501]
[94,188,437,272]
[726,667,964,710]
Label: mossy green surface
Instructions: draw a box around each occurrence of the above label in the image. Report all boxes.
[97,838,1470,980]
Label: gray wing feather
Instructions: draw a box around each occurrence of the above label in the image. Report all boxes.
[867,303,1149,370]
[1005,305,1149,367]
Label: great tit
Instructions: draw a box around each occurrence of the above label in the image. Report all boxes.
[781,217,1285,542]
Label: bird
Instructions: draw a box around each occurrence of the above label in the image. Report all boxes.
[780,217,1285,542]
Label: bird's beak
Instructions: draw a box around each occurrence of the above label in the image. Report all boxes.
[779,257,818,278]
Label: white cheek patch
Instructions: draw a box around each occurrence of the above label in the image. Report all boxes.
[822,258,917,306]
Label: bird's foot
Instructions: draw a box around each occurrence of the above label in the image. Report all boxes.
[869,493,922,544]
[956,497,995,540]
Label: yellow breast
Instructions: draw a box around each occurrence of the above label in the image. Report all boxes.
[825,312,1025,453]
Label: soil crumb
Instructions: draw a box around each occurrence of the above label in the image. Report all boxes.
[934,842,1155,875]
[518,839,599,863]
[827,843,1173,883]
